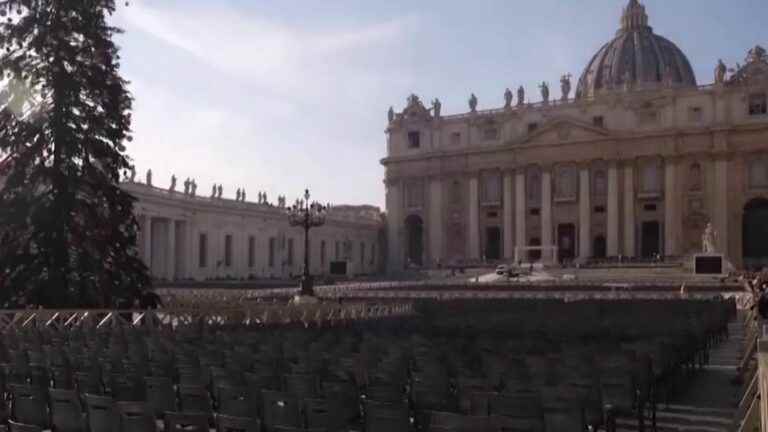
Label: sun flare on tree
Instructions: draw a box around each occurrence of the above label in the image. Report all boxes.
[0,0,149,308]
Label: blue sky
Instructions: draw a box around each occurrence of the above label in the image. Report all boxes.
[111,0,767,208]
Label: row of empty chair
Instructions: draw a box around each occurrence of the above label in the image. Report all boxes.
[0,297,735,431]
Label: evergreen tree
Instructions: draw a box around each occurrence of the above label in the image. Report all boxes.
[0,0,149,308]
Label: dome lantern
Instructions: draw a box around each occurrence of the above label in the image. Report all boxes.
[620,0,649,33]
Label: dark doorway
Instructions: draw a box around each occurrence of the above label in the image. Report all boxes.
[485,227,502,261]
[593,235,607,259]
[641,221,661,258]
[528,238,542,262]
[404,215,424,267]
[743,198,768,270]
[557,224,576,262]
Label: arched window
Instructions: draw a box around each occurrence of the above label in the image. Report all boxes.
[688,163,703,191]
[749,158,768,189]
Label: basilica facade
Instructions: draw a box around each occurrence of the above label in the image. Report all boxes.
[382,0,768,272]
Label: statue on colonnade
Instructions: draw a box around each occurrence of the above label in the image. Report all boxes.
[504,88,513,108]
[146,169,152,186]
[169,175,176,192]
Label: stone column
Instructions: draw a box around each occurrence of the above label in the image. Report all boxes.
[386,181,402,273]
[503,172,514,259]
[428,178,443,266]
[167,219,176,280]
[664,159,679,256]
[514,171,526,263]
[607,163,620,257]
[541,169,553,263]
[623,164,636,257]
[714,158,729,258]
[143,215,153,274]
[578,167,591,260]
[468,176,480,260]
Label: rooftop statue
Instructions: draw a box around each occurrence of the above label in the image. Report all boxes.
[129,166,136,182]
[387,106,394,124]
[211,184,217,198]
[241,189,246,202]
[183,178,190,195]
[560,74,572,101]
[236,188,241,201]
[715,59,727,84]
[191,180,197,197]
[517,86,525,106]
[747,45,767,63]
[432,98,441,118]
[504,88,513,108]
[539,82,550,104]
[146,169,152,186]
[169,175,176,192]
[217,184,223,199]
[468,93,478,112]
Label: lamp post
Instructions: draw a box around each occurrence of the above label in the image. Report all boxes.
[287,189,327,297]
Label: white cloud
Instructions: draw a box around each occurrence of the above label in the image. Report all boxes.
[111,1,416,207]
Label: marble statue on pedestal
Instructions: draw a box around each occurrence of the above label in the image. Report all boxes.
[504,88,513,108]
[146,169,152,186]
[702,222,717,254]
[469,93,478,112]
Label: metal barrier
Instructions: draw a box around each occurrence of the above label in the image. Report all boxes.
[0,302,416,333]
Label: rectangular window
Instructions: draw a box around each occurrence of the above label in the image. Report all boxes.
[287,238,294,265]
[335,241,340,260]
[198,234,207,268]
[529,208,540,216]
[688,106,703,123]
[224,235,232,267]
[527,122,539,133]
[248,236,255,268]
[450,132,461,146]
[320,240,326,267]
[594,205,606,214]
[268,237,275,267]
[481,172,502,204]
[643,204,658,212]
[487,211,499,218]
[407,131,421,148]
[592,116,605,128]
[483,127,499,141]
[749,93,767,116]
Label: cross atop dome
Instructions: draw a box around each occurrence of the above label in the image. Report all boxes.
[620,0,650,33]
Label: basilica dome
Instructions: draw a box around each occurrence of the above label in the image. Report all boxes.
[575,0,697,99]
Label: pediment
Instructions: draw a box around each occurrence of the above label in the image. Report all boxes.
[519,117,613,146]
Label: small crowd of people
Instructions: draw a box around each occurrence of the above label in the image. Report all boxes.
[740,270,768,319]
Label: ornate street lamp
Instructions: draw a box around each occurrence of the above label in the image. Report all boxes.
[287,189,327,297]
